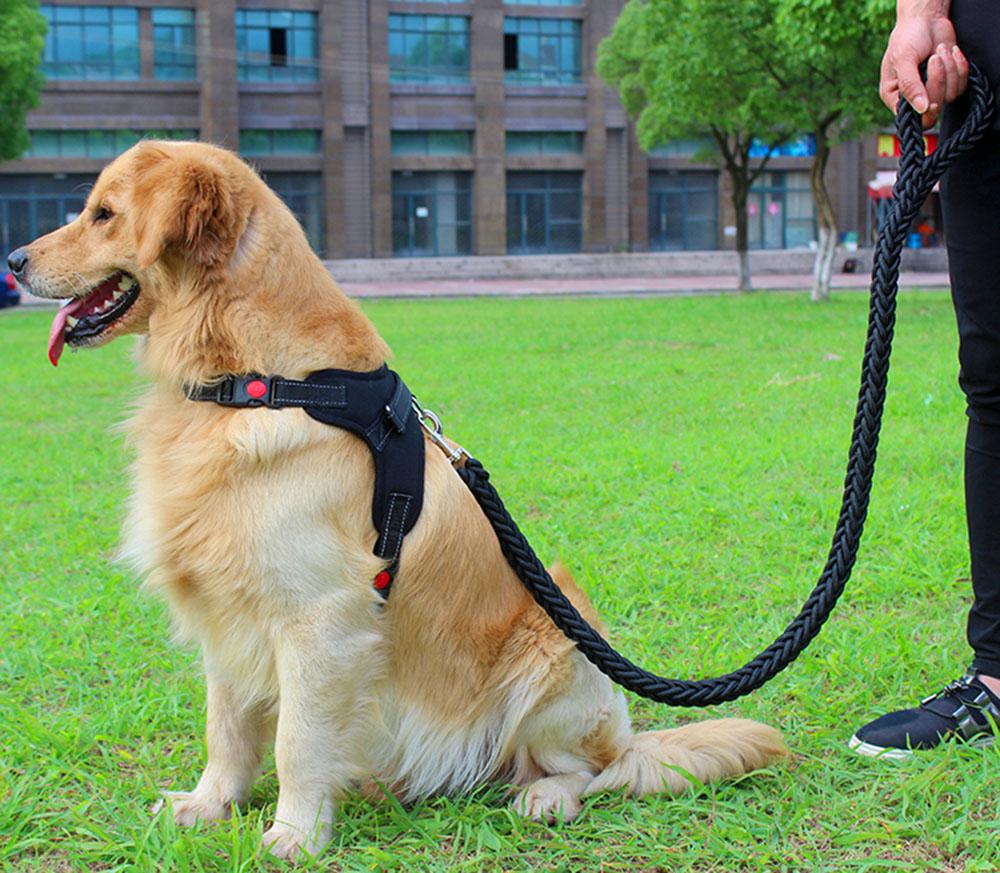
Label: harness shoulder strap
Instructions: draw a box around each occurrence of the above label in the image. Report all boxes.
[186,366,424,599]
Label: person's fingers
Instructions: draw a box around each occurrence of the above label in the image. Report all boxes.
[922,104,941,129]
[896,48,930,113]
[925,52,946,109]
[879,52,899,112]
[953,44,970,97]
[882,80,901,114]
[937,42,961,103]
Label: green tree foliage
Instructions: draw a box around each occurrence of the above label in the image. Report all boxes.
[772,0,894,300]
[598,0,895,296]
[0,1,46,163]
[599,0,793,291]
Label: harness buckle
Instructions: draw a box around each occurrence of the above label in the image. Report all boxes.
[412,399,468,467]
[223,374,277,408]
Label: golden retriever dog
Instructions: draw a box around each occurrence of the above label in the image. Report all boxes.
[14,141,786,860]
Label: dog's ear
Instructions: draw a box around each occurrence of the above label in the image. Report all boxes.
[132,146,245,270]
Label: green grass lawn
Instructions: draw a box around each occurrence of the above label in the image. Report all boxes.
[3,291,999,872]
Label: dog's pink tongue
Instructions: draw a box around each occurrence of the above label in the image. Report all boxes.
[47,297,89,366]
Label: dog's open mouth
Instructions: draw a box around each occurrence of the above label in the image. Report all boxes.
[47,271,140,366]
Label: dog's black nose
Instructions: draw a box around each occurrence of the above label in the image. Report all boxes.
[7,248,28,279]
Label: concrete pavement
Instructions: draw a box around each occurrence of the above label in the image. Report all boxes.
[338,270,950,299]
[13,269,950,307]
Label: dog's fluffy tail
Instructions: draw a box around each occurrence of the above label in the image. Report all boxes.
[584,719,787,797]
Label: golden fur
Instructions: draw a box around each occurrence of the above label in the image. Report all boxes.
[20,141,787,860]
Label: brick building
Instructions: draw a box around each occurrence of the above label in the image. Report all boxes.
[0,1,908,261]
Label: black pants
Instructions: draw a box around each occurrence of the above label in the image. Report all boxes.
[940,131,1000,676]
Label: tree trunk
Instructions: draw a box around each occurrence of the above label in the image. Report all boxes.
[809,136,837,302]
[731,178,753,293]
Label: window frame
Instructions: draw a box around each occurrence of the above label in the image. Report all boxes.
[506,170,582,254]
[748,170,816,250]
[235,9,319,83]
[239,129,322,156]
[505,131,583,155]
[40,5,140,81]
[152,8,196,80]
[390,130,473,156]
[25,128,197,159]
[392,171,473,257]
[388,14,471,84]
[503,17,581,86]
[647,170,719,252]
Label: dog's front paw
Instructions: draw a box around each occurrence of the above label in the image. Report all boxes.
[153,790,233,826]
[262,821,331,861]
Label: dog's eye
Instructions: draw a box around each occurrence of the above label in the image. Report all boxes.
[93,206,113,224]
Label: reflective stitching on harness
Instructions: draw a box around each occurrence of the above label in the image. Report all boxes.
[376,493,412,563]
[272,380,347,408]
[366,416,393,452]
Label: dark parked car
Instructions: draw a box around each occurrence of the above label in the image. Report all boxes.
[1,272,20,308]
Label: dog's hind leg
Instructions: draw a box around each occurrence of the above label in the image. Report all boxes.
[509,651,632,824]
[513,772,592,822]
[505,565,632,824]
[158,670,272,825]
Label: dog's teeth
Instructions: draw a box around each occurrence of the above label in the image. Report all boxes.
[117,277,132,292]
[66,316,78,327]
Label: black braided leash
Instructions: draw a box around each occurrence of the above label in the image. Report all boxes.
[452,67,995,707]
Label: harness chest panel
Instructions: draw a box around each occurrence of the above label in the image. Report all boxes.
[186,365,424,597]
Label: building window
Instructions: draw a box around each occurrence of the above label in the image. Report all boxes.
[506,171,581,254]
[388,14,470,84]
[748,134,816,159]
[40,5,140,80]
[503,17,581,85]
[236,10,318,83]
[648,171,718,251]
[647,137,716,159]
[26,129,197,158]
[505,131,582,155]
[152,8,196,80]
[0,175,95,253]
[392,171,472,257]
[390,131,472,156]
[240,130,321,156]
[748,171,816,250]
[259,171,324,254]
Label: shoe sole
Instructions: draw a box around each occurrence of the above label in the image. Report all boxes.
[848,732,994,759]
[848,735,913,760]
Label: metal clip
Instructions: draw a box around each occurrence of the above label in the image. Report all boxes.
[412,399,468,467]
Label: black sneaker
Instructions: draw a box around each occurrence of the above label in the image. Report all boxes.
[849,674,1000,759]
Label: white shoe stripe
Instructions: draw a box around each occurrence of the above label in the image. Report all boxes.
[847,734,914,760]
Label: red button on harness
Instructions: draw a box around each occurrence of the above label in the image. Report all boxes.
[246,379,268,399]
[373,570,392,591]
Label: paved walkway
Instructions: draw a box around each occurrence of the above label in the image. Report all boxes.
[14,270,951,306]
[339,270,951,299]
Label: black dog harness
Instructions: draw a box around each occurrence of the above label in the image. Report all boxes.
[186,366,424,598]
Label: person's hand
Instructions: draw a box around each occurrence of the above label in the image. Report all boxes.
[880,15,969,128]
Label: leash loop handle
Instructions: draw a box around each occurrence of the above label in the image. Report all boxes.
[454,66,995,706]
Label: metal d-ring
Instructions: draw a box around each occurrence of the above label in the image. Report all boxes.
[412,400,468,466]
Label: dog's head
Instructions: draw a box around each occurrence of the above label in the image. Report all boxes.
[9,140,254,366]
